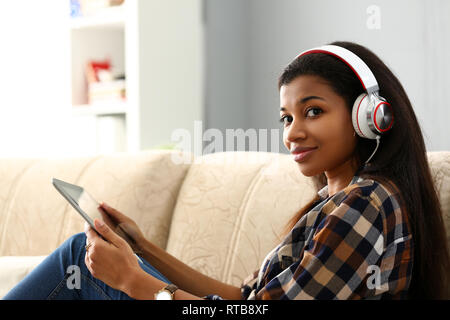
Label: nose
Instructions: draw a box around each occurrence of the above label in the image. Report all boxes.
[284,119,307,143]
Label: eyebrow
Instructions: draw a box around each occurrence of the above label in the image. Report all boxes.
[280,95,326,112]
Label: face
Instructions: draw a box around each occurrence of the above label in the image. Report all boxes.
[279,75,358,178]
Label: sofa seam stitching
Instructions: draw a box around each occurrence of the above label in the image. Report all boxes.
[221,158,269,283]
[0,160,42,255]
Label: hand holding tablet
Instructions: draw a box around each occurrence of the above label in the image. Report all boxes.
[52,178,144,261]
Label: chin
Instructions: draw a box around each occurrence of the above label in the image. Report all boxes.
[296,163,321,177]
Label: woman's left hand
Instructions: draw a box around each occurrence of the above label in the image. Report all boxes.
[84,219,141,293]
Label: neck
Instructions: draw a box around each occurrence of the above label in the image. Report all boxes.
[325,158,359,197]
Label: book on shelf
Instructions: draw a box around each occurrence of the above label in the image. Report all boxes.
[88,80,126,105]
[85,59,126,106]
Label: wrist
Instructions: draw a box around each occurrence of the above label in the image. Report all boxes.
[138,238,159,261]
[122,267,172,300]
[121,266,145,298]
[129,233,149,256]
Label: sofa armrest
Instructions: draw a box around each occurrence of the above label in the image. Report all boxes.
[0,256,46,298]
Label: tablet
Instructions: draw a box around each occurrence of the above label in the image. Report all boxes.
[52,178,103,231]
[52,178,144,262]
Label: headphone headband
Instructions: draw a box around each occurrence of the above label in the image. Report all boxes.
[293,44,394,164]
[296,45,379,94]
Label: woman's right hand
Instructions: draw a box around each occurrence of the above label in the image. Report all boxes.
[97,202,146,255]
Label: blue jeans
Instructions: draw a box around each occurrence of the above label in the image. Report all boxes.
[2,233,171,300]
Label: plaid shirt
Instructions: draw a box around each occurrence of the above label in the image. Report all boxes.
[205,176,413,300]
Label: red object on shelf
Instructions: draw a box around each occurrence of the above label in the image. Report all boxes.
[86,60,111,83]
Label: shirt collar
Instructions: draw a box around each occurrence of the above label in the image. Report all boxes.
[317,175,363,200]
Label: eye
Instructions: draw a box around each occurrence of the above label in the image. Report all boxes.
[305,107,323,118]
[279,115,293,125]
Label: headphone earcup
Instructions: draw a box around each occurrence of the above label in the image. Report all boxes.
[352,93,379,140]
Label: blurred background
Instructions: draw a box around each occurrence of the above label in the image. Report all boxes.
[0,0,448,158]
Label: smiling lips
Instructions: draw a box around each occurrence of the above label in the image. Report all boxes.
[290,146,318,162]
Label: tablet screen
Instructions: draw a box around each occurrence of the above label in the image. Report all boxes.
[53,179,103,227]
[77,188,102,224]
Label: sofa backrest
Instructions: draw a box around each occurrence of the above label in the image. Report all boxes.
[0,151,191,256]
[165,151,450,287]
[428,152,450,247]
[165,151,318,287]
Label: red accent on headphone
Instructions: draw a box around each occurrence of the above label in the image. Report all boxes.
[374,102,394,132]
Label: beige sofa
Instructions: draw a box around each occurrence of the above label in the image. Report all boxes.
[0,150,449,298]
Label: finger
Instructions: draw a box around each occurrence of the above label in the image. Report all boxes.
[93,218,124,248]
[100,202,128,221]
[114,224,131,241]
[84,221,100,243]
[84,250,90,268]
[116,223,139,245]
[97,206,116,228]
[99,204,137,240]
[84,251,94,277]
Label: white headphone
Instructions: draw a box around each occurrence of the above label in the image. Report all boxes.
[295,45,394,163]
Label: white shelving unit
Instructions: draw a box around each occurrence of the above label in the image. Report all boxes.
[70,4,126,30]
[69,0,204,153]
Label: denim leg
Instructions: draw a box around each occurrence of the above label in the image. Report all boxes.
[3,232,171,300]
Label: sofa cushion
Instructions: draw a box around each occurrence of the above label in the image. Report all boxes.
[165,151,317,286]
[427,152,450,246]
[0,150,191,256]
[0,256,46,298]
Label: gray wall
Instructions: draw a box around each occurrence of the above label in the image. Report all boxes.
[205,0,450,153]
[204,0,250,132]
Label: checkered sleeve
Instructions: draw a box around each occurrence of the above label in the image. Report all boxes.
[254,187,386,300]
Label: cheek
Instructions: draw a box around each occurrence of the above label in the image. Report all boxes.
[322,122,357,158]
[314,111,351,143]
[282,129,290,150]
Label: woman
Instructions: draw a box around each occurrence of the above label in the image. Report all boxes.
[4,41,449,300]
